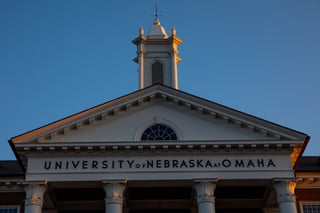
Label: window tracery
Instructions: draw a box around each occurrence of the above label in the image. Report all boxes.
[141,124,177,140]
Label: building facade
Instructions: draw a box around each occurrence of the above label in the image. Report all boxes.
[0,18,318,213]
[295,157,320,213]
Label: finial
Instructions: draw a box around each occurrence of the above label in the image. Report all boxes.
[153,4,161,25]
[154,4,159,20]
[171,27,176,36]
[139,26,144,36]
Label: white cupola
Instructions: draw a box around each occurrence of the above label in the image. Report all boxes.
[132,18,182,89]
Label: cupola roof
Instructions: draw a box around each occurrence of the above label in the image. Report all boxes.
[147,18,168,39]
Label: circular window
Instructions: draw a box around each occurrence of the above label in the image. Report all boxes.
[141,124,177,140]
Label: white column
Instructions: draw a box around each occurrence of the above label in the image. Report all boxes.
[171,49,178,89]
[103,181,126,213]
[274,180,297,213]
[194,180,217,213]
[138,27,145,90]
[139,46,145,89]
[24,183,47,213]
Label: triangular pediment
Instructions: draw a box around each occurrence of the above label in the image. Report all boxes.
[11,84,307,144]
[10,85,309,169]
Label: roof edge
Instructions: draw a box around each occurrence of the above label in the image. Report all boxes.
[10,84,309,145]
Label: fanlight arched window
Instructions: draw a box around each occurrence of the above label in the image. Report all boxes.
[152,62,164,85]
[141,124,177,140]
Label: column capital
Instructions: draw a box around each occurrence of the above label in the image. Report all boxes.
[193,180,218,213]
[273,179,297,203]
[103,180,127,205]
[194,180,218,204]
[24,182,47,207]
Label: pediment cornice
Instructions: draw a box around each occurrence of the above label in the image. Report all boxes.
[10,85,308,145]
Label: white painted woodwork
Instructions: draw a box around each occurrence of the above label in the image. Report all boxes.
[46,104,274,143]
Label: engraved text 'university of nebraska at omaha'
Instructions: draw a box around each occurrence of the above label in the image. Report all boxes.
[43,158,276,171]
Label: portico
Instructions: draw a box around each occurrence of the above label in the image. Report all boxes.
[14,137,305,213]
[20,179,299,213]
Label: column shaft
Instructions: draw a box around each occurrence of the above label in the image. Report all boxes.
[139,46,144,89]
[24,183,47,213]
[274,180,297,213]
[171,49,178,89]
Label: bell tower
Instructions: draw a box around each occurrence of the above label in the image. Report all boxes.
[132,18,182,89]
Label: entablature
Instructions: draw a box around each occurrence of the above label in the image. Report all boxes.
[15,140,301,168]
[296,176,320,188]
[0,180,25,191]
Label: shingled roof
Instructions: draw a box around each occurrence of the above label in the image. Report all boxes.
[295,156,320,172]
[0,160,24,176]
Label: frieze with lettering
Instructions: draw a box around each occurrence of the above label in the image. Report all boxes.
[43,158,276,170]
[25,155,290,173]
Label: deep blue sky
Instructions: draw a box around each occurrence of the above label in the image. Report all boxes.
[1,0,319,160]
